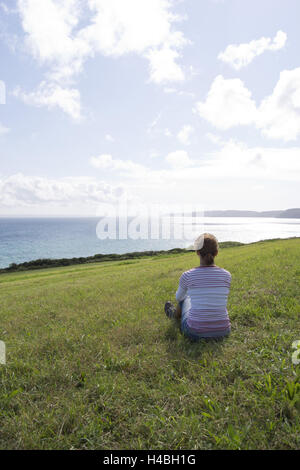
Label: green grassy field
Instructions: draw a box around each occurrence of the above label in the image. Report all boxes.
[0,238,299,450]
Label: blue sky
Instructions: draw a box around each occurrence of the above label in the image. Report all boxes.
[0,0,300,215]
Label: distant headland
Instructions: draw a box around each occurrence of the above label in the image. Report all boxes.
[203,208,300,218]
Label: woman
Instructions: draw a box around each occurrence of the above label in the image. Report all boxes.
[165,233,231,341]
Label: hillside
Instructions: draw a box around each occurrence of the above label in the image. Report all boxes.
[204,208,300,218]
[0,238,299,450]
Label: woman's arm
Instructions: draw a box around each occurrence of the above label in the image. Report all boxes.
[176,272,188,302]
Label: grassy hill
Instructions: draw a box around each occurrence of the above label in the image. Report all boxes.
[0,238,299,450]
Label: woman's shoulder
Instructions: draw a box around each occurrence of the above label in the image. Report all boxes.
[216,266,231,273]
[215,266,232,280]
[179,268,191,279]
[182,266,231,277]
[197,266,231,280]
[179,267,197,282]
[182,267,199,276]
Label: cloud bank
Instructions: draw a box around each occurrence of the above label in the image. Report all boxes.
[0,173,122,207]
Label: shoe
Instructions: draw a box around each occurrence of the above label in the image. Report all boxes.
[164,301,176,318]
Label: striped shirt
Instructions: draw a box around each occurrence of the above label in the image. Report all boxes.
[176,266,231,334]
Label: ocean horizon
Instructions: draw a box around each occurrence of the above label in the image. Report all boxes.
[1,216,300,269]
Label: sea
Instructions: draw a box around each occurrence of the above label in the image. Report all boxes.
[0,216,300,269]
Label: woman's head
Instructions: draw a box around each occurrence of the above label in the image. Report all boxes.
[194,233,219,265]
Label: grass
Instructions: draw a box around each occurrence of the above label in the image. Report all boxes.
[0,241,245,274]
[0,237,299,450]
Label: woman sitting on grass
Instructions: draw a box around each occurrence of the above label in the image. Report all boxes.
[165,233,231,341]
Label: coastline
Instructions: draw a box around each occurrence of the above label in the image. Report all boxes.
[1,237,299,274]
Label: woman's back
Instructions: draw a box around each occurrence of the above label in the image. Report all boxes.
[176,265,231,334]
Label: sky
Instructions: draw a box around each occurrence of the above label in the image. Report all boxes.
[0,0,300,216]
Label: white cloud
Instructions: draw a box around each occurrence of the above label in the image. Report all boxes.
[3,138,299,213]
[188,65,201,77]
[149,150,160,159]
[0,3,9,13]
[258,67,300,141]
[196,75,257,130]
[0,123,10,135]
[82,0,188,59]
[218,30,287,70]
[0,7,18,52]
[14,0,191,119]
[147,112,162,134]
[15,0,189,118]
[161,140,300,183]
[163,86,195,97]
[177,124,194,145]
[0,2,17,14]
[13,81,81,121]
[163,87,177,94]
[90,154,148,177]
[89,136,300,184]
[17,0,90,84]
[146,46,185,83]
[206,132,223,145]
[204,139,300,181]
[85,140,300,213]
[196,68,300,141]
[105,134,114,142]
[0,173,121,207]
[165,150,193,169]
[90,154,114,169]
[101,139,300,182]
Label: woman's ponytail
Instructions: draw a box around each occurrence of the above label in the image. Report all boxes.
[203,253,214,265]
[197,233,218,265]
